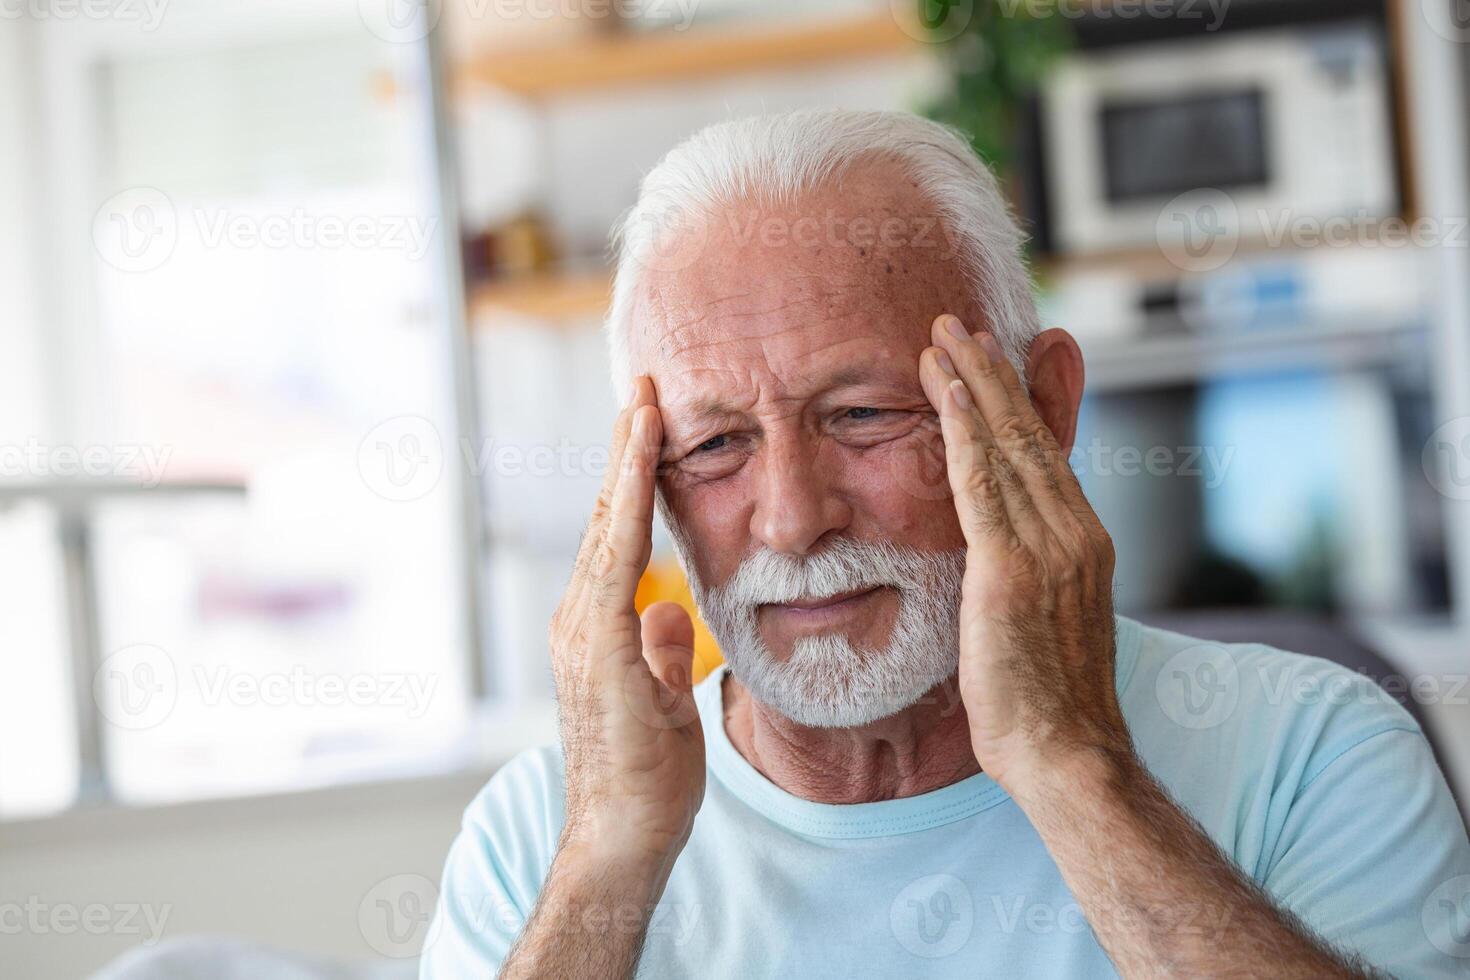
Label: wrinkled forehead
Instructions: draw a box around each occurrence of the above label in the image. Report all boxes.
[638,266,898,400]
[628,164,983,411]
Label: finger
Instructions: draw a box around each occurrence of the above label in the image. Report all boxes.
[920,345,1044,543]
[640,601,696,694]
[598,376,656,516]
[596,403,662,615]
[919,349,1025,555]
[575,377,655,575]
[941,322,1099,532]
[931,315,1082,532]
[625,601,700,729]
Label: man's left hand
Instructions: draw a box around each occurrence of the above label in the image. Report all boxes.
[919,313,1132,797]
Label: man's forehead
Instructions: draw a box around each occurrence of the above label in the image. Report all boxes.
[641,269,878,369]
[625,158,982,416]
[643,265,931,411]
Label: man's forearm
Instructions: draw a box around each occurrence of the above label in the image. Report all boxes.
[1011,748,1375,979]
[500,843,671,980]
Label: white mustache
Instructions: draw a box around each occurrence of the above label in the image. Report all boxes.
[708,538,960,609]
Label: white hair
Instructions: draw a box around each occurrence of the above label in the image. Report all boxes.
[604,108,1041,401]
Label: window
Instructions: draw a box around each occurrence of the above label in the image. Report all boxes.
[1,13,479,816]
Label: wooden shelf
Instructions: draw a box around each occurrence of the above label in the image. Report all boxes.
[470,271,612,323]
[457,14,920,100]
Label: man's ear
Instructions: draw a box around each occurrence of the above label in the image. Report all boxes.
[1023,328,1086,455]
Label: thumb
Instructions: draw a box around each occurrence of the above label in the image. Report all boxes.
[640,600,696,694]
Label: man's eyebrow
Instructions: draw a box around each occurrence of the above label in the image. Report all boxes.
[676,400,740,422]
[662,400,742,436]
[819,365,925,395]
[825,367,882,389]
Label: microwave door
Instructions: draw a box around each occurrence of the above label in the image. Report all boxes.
[1099,90,1273,206]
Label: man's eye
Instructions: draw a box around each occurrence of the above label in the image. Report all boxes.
[693,434,729,453]
[831,407,922,449]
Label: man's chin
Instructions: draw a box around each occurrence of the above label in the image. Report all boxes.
[753,629,874,667]
[723,642,954,730]
[771,692,922,730]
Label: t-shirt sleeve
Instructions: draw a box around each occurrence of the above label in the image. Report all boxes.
[420,746,565,979]
[1261,723,1470,979]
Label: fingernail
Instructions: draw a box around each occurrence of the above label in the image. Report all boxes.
[944,316,969,342]
[977,333,1002,363]
[949,379,973,411]
[936,350,956,376]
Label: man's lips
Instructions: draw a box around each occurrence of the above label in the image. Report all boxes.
[760,585,882,614]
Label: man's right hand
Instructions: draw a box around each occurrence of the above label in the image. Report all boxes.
[547,375,705,874]
[501,378,703,980]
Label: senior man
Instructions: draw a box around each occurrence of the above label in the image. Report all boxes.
[424,110,1470,979]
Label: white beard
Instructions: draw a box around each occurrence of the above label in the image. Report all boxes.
[663,514,966,728]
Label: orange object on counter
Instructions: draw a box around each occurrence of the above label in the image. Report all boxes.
[635,557,723,683]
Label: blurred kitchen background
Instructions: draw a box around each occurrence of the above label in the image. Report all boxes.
[4,0,1470,976]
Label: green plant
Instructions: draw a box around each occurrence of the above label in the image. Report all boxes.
[918,0,1075,174]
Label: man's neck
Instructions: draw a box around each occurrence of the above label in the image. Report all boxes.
[721,672,981,803]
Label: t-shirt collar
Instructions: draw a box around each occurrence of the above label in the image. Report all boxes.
[696,616,1143,840]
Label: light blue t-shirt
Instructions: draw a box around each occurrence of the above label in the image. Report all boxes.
[422,617,1470,978]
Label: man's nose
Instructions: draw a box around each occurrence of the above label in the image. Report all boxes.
[749,442,852,556]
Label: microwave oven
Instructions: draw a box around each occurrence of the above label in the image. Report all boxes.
[1040,22,1399,256]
